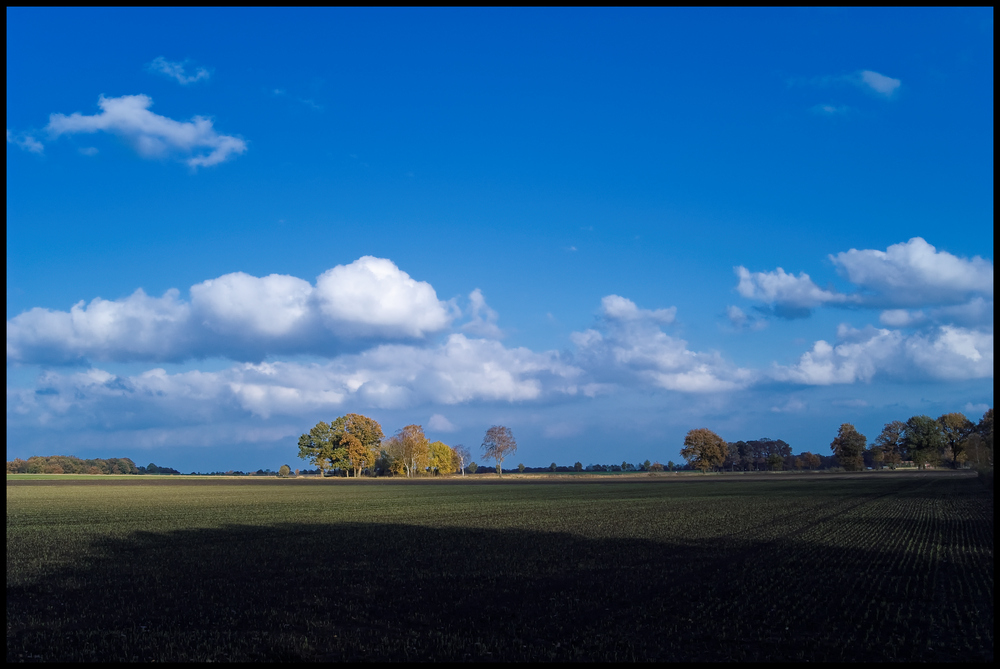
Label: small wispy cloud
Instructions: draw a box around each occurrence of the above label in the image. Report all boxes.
[770,398,807,413]
[428,414,458,433]
[543,422,583,439]
[148,57,210,85]
[271,88,323,111]
[461,289,503,339]
[726,305,767,331]
[46,94,246,169]
[812,104,851,116]
[727,305,748,326]
[832,399,869,408]
[858,70,901,97]
[878,309,925,328]
[964,402,990,417]
[790,69,901,103]
[7,129,44,154]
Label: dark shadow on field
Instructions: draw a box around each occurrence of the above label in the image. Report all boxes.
[7,514,993,662]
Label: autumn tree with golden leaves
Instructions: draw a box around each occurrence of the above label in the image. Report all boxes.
[428,440,457,475]
[384,424,430,477]
[338,414,384,477]
[680,428,728,473]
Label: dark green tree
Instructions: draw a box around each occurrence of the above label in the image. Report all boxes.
[872,420,906,469]
[903,415,945,469]
[297,421,342,476]
[831,423,866,471]
[973,408,993,467]
[938,413,975,469]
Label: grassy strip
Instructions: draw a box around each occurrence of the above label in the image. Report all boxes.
[7,472,992,662]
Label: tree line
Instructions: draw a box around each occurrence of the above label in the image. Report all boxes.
[830,408,993,471]
[5,455,181,475]
[297,415,520,477]
[10,407,990,478]
[679,408,993,474]
[4,456,291,477]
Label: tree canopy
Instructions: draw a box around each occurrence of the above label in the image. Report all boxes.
[428,441,457,475]
[297,413,384,477]
[453,444,471,476]
[830,423,866,471]
[680,428,728,473]
[872,420,906,469]
[903,415,945,469]
[938,412,974,469]
[384,424,430,477]
[482,425,517,476]
[338,414,385,477]
[6,455,157,475]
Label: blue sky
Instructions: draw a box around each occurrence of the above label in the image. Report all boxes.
[7,8,993,472]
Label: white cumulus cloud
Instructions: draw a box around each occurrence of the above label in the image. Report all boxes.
[191,272,315,339]
[9,334,583,424]
[735,238,994,328]
[601,295,677,323]
[572,297,752,393]
[735,266,851,313]
[6,288,193,364]
[344,334,580,407]
[314,256,454,338]
[7,257,456,364]
[46,94,246,168]
[774,324,992,385]
[831,237,993,307]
